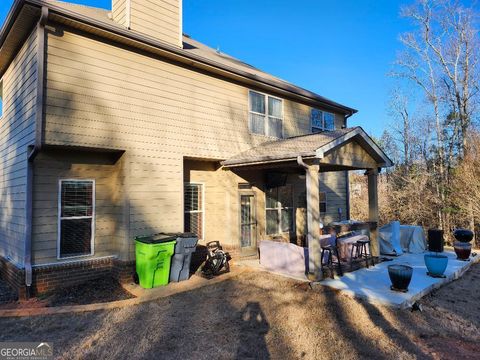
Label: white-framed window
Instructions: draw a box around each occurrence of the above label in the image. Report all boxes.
[249,90,283,138]
[184,183,204,240]
[319,191,327,214]
[0,80,4,118]
[311,109,335,132]
[58,180,95,259]
[266,185,293,235]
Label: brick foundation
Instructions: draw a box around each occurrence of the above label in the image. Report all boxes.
[32,257,116,295]
[0,255,138,299]
[0,257,25,299]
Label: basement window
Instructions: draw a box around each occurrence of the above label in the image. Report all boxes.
[58,180,95,258]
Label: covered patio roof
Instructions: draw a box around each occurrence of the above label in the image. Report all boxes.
[222,127,393,170]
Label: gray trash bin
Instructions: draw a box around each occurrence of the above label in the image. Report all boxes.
[169,233,198,282]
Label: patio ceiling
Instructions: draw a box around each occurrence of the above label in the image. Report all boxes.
[221,127,393,170]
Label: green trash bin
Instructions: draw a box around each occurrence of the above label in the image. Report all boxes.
[135,233,177,289]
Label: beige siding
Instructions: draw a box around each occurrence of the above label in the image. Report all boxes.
[130,0,181,47]
[40,27,350,260]
[320,171,348,223]
[32,152,124,264]
[44,28,345,156]
[0,29,37,266]
[322,140,378,169]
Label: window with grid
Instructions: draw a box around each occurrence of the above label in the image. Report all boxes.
[311,109,335,132]
[266,185,293,235]
[184,183,204,239]
[249,91,283,138]
[58,180,95,258]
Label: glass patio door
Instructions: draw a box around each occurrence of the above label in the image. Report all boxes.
[240,194,256,253]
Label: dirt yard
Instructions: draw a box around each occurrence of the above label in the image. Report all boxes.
[0,265,479,360]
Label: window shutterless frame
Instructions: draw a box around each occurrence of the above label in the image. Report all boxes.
[265,185,294,236]
[57,179,95,259]
[248,90,284,138]
[183,182,205,240]
[311,109,335,132]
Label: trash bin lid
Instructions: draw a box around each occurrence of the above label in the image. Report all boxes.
[177,232,197,238]
[135,233,179,244]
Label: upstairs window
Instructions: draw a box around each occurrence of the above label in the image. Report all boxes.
[249,91,283,138]
[311,109,335,132]
[266,185,293,235]
[0,80,3,118]
[58,180,95,258]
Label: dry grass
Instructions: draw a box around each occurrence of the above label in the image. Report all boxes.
[1,265,479,360]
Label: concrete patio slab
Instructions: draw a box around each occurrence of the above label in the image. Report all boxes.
[315,250,480,309]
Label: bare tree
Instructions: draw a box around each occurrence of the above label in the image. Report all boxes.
[389,0,480,234]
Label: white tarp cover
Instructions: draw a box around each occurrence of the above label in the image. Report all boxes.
[379,222,427,255]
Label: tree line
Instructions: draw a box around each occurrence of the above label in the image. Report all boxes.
[350,0,479,245]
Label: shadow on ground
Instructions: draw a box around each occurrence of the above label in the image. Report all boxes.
[1,264,480,360]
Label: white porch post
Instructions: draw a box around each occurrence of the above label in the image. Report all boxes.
[306,163,322,280]
[367,168,379,256]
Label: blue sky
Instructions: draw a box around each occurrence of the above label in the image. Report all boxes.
[0,0,410,136]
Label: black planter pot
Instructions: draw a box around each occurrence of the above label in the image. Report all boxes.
[453,229,474,243]
[388,265,413,292]
[428,229,444,253]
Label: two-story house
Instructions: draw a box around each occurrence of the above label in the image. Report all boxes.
[0,0,392,297]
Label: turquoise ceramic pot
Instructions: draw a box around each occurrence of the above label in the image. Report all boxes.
[424,254,448,276]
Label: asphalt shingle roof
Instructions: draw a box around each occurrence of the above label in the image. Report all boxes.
[222,127,359,167]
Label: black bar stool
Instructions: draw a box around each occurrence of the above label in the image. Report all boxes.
[321,245,343,279]
[350,239,374,270]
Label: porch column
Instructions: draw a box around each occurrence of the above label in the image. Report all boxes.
[306,163,322,280]
[366,168,379,256]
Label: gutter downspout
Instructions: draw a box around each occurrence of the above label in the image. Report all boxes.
[24,6,47,298]
[296,155,309,170]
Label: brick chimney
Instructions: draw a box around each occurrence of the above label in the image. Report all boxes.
[112,0,182,48]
